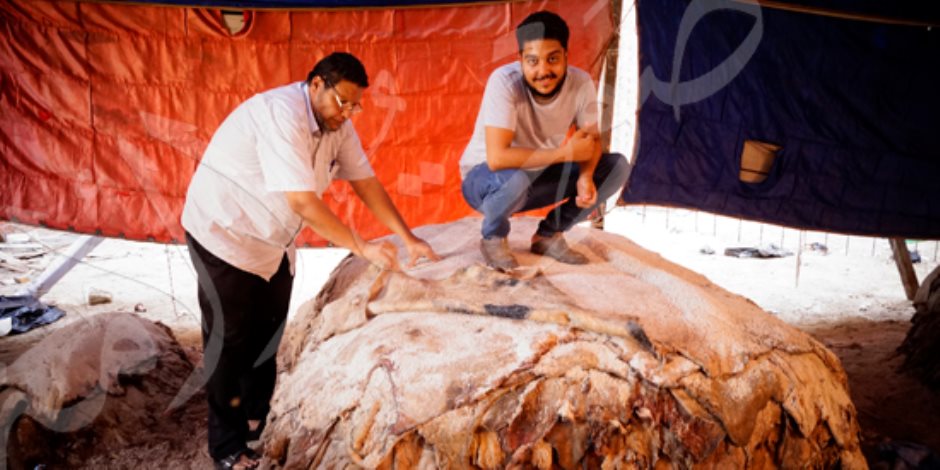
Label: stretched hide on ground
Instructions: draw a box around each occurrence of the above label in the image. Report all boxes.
[267,217,865,468]
[0,313,194,468]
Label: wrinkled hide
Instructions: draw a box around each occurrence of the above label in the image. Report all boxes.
[267,218,865,469]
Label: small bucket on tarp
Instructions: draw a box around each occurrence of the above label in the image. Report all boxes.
[739,140,782,183]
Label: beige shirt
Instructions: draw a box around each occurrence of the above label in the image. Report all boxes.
[182,82,374,280]
[459,63,599,177]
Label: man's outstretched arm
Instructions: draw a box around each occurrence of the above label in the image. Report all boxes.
[285,190,401,270]
[349,177,441,267]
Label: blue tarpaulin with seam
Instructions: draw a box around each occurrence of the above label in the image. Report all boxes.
[624,0,940,238]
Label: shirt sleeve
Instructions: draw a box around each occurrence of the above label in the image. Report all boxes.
[335,124,375,181]
[480,70,517,131]
[575,74,600,129]
[255,96,317,192]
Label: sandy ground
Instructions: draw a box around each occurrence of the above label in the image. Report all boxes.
[1,206,938,467]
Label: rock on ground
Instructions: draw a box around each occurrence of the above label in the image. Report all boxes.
[900,264,940,389]
[265,217,866,469]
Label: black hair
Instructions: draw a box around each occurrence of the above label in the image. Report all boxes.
[305,52,369,88]
[516,11,569,51]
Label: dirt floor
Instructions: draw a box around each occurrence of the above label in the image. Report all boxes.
[804,320,940,462]
[1,207,938,468]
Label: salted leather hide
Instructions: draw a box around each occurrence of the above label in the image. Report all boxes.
[264,217,865,469]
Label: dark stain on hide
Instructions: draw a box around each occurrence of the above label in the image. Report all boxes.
[484,304,531,320]
[627,320,655,352]
[494,278,520,288]
[446,306,477,316]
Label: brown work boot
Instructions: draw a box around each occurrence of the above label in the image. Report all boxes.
[480,237,518,271]
[530,233,589,265]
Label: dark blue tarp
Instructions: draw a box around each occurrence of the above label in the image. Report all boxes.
[624,0,940,238]
[0,295,65,335]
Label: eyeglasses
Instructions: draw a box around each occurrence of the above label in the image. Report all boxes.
[326,82,363,115]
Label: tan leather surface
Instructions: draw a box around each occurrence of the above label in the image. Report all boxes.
[267,217,866,469]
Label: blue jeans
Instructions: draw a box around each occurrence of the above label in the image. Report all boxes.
[461,153,630,239]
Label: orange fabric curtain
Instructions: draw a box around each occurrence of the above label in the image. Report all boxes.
[0,0,614,245]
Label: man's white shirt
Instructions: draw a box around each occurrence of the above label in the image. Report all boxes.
[182,82,374,280]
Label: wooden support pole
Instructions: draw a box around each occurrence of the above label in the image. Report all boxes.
[889,238,919,301]
[795,230,804,287]
[592,0,623,231]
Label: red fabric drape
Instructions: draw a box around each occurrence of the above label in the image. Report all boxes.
[0,0,614,244]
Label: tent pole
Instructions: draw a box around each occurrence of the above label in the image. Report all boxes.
[889,238,919,301]
[593,0,624,231]
[17,234,103,299]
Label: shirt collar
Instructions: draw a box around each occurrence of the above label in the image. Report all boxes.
[301,82,321,136]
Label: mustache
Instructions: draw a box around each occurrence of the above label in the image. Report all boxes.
[534,74,558,81]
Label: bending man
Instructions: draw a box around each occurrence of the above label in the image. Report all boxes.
[181,52,439,469]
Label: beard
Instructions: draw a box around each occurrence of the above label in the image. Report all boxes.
[525,71,567,100]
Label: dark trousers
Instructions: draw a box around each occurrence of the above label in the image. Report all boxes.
[185,233,293,460]
[461,153,631,239]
